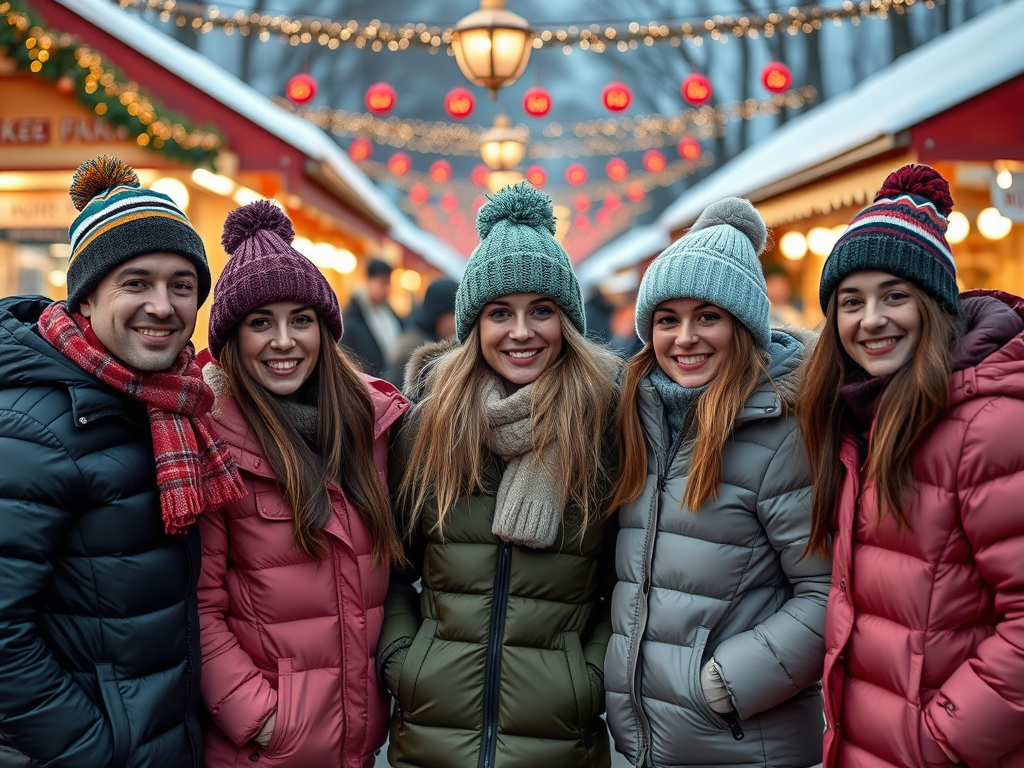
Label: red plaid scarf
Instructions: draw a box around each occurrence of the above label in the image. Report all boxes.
[37,302,246,534]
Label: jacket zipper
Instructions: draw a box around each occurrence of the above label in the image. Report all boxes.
[478,538,511,768]
[723,712,745,740]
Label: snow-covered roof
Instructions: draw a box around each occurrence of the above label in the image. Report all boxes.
[53,0,466,277]
[581,0,1024,284]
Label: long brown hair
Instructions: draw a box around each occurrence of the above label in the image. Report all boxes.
[799,287,962,555]
[219,317,404,566]
[397,313,620,539]
[608,321,772,514]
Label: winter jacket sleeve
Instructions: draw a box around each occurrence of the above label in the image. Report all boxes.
[712,422,831,720]
[198,500,277,747]
[924,398,1024,767]
[0,412,115,767]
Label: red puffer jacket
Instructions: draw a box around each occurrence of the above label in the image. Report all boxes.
[823,290,1024,768]
[198,366,407,768]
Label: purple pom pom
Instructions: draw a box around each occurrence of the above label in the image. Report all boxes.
[876,164,954,217]
[222,200,295,254]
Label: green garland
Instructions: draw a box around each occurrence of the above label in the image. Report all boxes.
[0,0,222,167]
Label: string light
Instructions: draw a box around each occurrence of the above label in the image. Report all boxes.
[274,86,816,158]
[111,0,941,53]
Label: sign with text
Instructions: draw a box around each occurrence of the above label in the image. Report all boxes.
[0,190,79,229]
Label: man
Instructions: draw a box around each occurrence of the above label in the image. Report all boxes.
[382,276,458,390]
[0,156,244,768]
[341,257,403,375]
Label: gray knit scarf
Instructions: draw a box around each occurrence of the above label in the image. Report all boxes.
[481,376,563,549]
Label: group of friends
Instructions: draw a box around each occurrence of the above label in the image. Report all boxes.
[0,155,1021,768]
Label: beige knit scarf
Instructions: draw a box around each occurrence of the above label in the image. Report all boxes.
[481,376,564,549]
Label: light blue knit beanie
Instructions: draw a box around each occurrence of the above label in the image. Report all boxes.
[635,197,771,350]
[455,182,585,343]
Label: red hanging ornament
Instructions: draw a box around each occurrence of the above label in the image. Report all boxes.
[595,208,613,227]
[565,164,587,186]
[681,73,712,106]
[410,183,430,205]
[677,137,701,161]
[604,193,621,212]
[573,214,590,231]
[348,138,372,162]
[388,152,411,176]
[601,81,632,112]
[523,87,552,118]
[56,75,76,97]
[606,157,628,182]
[526,165,547,188]
[642,150,666,173]
[286,73,317,105]
[444,87,475,119]
[365,82,396,114]
[429,159,452,183]
[471,165,490,186]
[440,192,459,212]
[573,195,590,213]
[626,182,645,201]
[760,61,792,93]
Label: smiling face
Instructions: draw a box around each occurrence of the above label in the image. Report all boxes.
[651,297,736,388]
[78,252,198,372]
[478,292,564,394]
[236,302,321,399]
[835,270,923,377]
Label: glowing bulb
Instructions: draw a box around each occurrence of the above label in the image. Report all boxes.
[399,269,422,292]
[807,227,838,257]
[779,231,808,261]
[151,177,190,211]
[996,169,1013,190]
[48,269,67,287]
[334,249,357,274]
[946,211,969,244]
[977,207,1012,240]
[292,237,314,258]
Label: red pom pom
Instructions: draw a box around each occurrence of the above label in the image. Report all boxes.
[876,164,953,217]
[222,200,294,254]
[69,155,139,212]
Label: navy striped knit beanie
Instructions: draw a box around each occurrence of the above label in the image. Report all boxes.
[65,155,210,309]
[819,164,959,315]
[455,182,585,343]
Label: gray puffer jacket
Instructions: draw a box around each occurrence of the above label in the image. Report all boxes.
[605,329,830,768]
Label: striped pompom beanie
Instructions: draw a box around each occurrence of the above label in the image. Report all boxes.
[819,164,959,314]
[65,155,210,309]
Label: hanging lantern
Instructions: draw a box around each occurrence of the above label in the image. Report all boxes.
[606,157,628,182]
[444,87,475,119]
[677,137,701,161]
[681,73,712,106]
[430,159,453,183]
[642,150,666,173]
[565,164,587,186]
[480,114,526,171]
[604,192,621,212]
[56,75,76,97]
[601,81,632,112]
[440,193,459,212]
[471,164,490,185]
[761,61,792,93]
[573,194,590,213]
[410,183,430,205]
[526,165,547,188]
[348,138,372,162]
[523,86,552,118]
[451,0,534,98]
[286,73,317,105]
[365,82,396,114]
[388,152,411,176]
[626,182,645,201]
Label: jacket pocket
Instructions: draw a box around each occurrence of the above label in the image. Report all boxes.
[562,631,594,731]
[397,619,438,718]
[262,658,293,757]
[687,627,727,732]
[95,662,131,768]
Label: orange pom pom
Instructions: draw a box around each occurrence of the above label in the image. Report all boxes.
[69,155,139,212]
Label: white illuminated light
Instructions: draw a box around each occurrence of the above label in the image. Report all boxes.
[996,169,1013,190]
[311,242,336,270]
[807,226,838,256]
[779,231,808,261]
[400,269,422,292]
[946,211,970,244]
[151,178,190,211]
[48,269,67,287]
[191,168,235,196]
[977,207,1013,240]
[292,237,314,259]
[232,186,263,206]
[334,248,357,274]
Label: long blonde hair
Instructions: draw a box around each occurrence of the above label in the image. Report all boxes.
[397,313,620,538]
[800,287,962,555]
[608,322,772,514]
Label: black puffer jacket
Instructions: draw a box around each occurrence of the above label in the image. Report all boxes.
[0,296,203,768]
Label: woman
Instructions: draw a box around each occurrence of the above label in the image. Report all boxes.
[604,197,830,768]
[376,183,620,768]
[197,201,408,767]
[800,164,1024,768]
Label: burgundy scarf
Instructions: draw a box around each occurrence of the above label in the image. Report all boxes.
[37,302,245,534]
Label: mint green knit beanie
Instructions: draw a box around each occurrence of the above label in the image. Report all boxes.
[635,197,771,350]
[455,182,585,342]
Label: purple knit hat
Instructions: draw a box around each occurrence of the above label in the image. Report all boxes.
[208,200,344,359]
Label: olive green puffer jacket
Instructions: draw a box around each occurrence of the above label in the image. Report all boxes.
[376,340,614,768]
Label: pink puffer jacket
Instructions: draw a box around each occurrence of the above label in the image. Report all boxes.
[198,367,407,768]
[823,290,1024,768]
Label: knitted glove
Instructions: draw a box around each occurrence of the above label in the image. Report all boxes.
[700,657,736,714]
